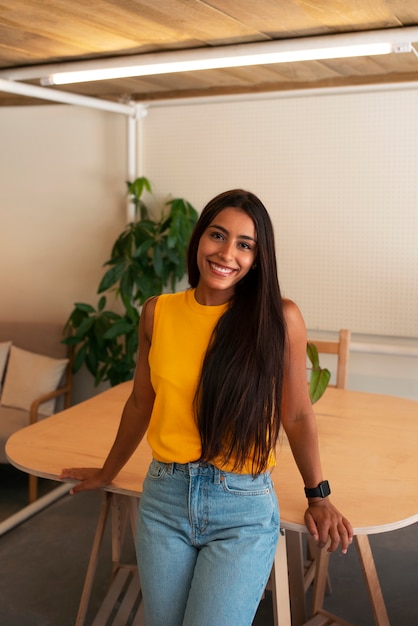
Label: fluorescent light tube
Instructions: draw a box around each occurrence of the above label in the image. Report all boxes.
[42,42,400,86]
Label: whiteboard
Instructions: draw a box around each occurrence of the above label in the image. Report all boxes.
[142,88,418,338]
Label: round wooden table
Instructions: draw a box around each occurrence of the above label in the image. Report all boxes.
[6,383,418,626]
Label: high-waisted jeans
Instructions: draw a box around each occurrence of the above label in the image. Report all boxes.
[136,459,279,626]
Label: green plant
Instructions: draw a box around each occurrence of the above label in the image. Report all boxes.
[307,342,331,403]
[63,177,198,387]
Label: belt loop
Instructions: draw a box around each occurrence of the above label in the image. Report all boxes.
[166,462,174,475]
[213,466,221,485]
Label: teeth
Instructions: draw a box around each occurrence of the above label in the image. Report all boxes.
[210,262,233,274]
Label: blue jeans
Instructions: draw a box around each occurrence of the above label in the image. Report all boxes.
[136,460,279,626]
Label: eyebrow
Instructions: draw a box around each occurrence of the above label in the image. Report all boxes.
[209,223,257,244]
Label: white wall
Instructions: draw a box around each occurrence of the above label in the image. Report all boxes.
[141,89,418,338]
[0,105,128,402]
[1,90,417,403]
[0,105,127,323]
[140,87,418,400]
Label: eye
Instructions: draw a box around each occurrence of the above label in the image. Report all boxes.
[238,241,254,251]
[209,231,224,240]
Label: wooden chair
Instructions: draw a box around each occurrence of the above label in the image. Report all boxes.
[309,329,351,390]
[0,321,73,502]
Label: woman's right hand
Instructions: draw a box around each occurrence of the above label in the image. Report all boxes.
[59,467,110,495]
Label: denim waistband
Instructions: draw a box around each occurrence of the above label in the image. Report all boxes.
[156,460,223,484]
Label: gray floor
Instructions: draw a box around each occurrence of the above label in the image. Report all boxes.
[0,465,417,626]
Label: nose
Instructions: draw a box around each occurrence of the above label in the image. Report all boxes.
[218,242,234,261]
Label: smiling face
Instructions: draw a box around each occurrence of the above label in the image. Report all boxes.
[195,206,257,305]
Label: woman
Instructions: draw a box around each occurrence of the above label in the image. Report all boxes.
[61,189,352,626]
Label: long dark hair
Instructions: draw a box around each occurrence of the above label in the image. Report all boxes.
[188,189,286,474]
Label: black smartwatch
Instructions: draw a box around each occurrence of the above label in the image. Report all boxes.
[304,480,331,499]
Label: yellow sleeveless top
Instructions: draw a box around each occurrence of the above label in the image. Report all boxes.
[147,289,226,465]
[147,289,274,473]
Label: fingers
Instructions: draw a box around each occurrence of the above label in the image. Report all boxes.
[305,506,354,554]
[327,521,344,553]
[59,467,104,495]
[326,517,353,554]
[69,480,90,495]
[60,468,85,480]
[339,517,354,554]
[59,468,84,495]
[304,511,319,542]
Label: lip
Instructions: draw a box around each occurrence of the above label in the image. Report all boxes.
[208,261,237,276]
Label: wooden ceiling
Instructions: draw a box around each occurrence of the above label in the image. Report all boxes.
[1,0,418,106]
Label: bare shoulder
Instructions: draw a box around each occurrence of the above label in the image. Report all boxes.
[282,298,307,345]
[282,298,304,327]
[140,295,159,343]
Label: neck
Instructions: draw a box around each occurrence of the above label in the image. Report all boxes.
[194,285,232,306]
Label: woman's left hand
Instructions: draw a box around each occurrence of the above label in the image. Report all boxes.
[304,499,353,554]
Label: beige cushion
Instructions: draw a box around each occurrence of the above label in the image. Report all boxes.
[0,341,11,388]
[1,345,68,417]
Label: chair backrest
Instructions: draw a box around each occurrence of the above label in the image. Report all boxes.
[308,329,351,389]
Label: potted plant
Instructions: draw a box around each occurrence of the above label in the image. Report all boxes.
[63,177,198,387]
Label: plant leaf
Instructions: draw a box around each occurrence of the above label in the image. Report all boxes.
[98,262,126,293]
[104,319,135,339]
[306,342,320,370]
[309,368,331,404]
[73,302,96,314]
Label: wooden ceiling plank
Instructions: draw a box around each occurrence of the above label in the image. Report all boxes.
[203,0,336,37]
[113,0,267,43]
[371,49,418,72]
[49,0,216,47]
[45,79,168,98]
[321,47,418,76]
[0,0,259,69]
[123,69,418,102]
[1,1,194,55]
[385,0,418,25]
[0,0,272,70]
[293,0,403,30]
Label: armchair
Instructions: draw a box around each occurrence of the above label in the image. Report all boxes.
[0,321,73,502]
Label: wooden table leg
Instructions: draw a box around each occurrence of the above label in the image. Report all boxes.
[128,496,139,540]
[285,530,308,626]
[110,494,127,579]
[75,493,140,626]
[75,492,112,626]
[304,534,390,626]
[309,540,331,616]
[355,535,390,626]
[110,495,139,579]
[270,529,292,626]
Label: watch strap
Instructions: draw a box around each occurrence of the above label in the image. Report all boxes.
[304,480,331,499]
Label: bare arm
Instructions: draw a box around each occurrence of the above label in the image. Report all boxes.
[60,296,157,494]
[281,299,353,553]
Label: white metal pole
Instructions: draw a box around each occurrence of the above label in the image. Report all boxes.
[126,104,148,222]
[0,483,71,537]
[0,78,135,115]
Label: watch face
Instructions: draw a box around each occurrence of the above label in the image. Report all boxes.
[319,480,330,497]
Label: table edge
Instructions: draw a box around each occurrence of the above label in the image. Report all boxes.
[10,457,417,536]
